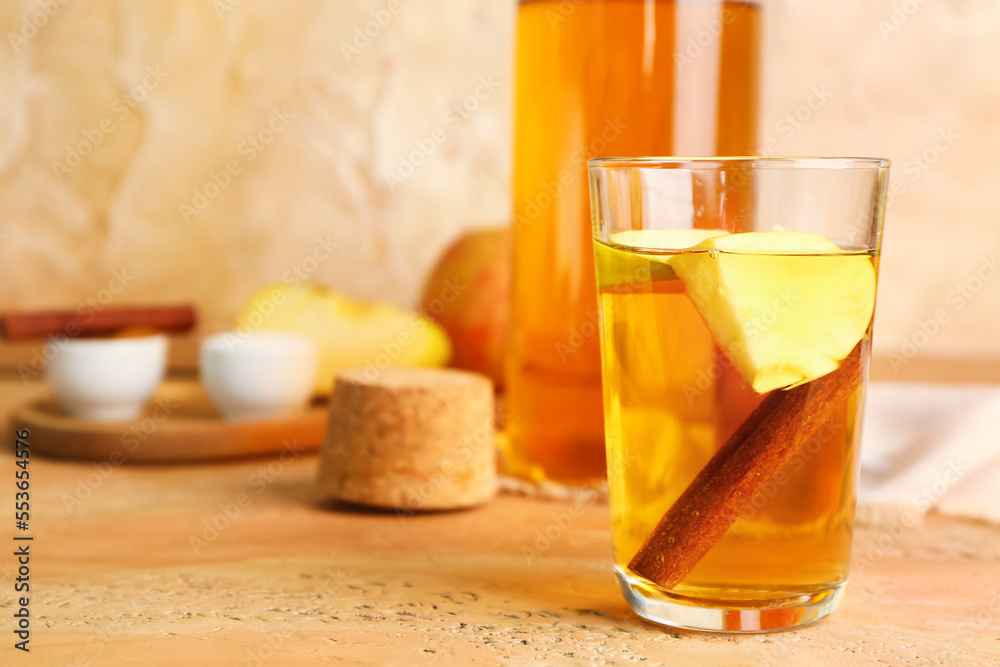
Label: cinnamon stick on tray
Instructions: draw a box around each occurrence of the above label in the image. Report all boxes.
[0,305,197,341]
[629,343,864,590]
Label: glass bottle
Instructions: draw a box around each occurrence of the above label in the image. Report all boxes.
[507,0,762,484]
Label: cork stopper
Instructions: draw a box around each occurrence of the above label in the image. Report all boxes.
[317,367,496,510]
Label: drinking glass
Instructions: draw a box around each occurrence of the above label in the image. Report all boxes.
[589,157,889,632]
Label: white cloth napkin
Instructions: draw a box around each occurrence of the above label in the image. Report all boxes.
[857,381,1000,526]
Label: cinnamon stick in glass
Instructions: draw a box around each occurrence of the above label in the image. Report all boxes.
[629,343,864,589]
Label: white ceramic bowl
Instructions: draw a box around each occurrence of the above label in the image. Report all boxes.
[200,331,318,420]
[46,334,169,421]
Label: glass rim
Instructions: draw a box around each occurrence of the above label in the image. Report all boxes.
[588,156,891,170]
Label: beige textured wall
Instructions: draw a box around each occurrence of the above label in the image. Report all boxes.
[0,0,998,362]
[0,0,512,333]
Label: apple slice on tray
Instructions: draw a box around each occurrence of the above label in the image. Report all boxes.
[236,283,451,395]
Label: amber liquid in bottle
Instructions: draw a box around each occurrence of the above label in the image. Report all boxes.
[508,0,762,484]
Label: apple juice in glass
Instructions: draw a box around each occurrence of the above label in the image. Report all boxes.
[589,158,889,632]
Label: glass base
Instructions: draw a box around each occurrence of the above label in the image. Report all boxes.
[616,568,846,633]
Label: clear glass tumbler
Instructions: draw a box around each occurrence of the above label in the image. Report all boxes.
[588,157,889,632]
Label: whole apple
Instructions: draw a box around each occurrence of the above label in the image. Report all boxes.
[420,227,509,388]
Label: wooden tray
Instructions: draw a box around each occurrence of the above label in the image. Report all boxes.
[10,380,328,462]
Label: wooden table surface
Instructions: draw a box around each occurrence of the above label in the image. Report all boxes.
[0,371,999,665]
